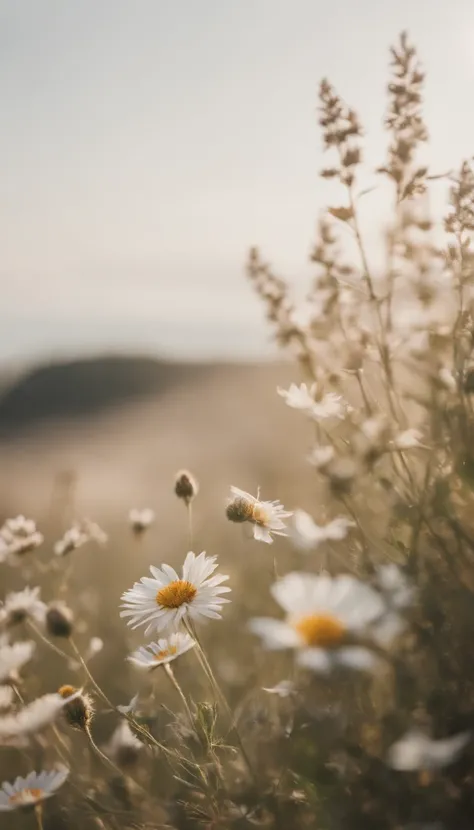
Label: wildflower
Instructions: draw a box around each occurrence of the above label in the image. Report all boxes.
[307,445,335,470]
[375,564,415,610]
[174,470,199,505]
[388,730,471,770]
[262,680,296,698]
[0,687,13,711]
[54,519,107,557]
[0,587,46,627]
[103,720,143,767]
[67,636,103,672]
[0,768,69,811]
[391,428,424,450]
[120,551,231,634]
[250,572,389,673]
[58,685,93,731]
[129,508,155,535]
[226,486,292,544]
[0,516,43,560]
[46,602,74,638]
[0,691,80,741]
[291,510,354,551]
[128,632,195,669]
[0,641,35,682]
[117,692,139,715]
[277,383,346,420]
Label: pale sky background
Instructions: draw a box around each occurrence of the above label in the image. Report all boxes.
[1,0,474,365]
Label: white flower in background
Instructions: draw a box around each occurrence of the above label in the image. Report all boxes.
[103,720,143,765]
[278,383,346,421]
[0,641,35,682]
[291,510,355,552]
[54,519,107,557]
[128,632,195,669]
[388,730,471,770]
[438,366,457,392]
[0,516,44,560]
[0,768,69,811]
[67,636,103,672]
[250,572,389,673]
[0,687,13,711]
[129,508,155,535]
[117,693,139,715]
[392,429,424,450]
[307,445,335,470]
[226,486,292,544]
[0,587,46,627]
[0,691,80,742]
[262,680,296,698]
[120,551,231,635]
[376,564,415,610]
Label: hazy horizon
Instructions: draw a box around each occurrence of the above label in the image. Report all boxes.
[2,0,474,365]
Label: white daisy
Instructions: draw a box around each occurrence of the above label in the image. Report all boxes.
[128,631,195,669]
[0,691,80,742]
[388,730,471,771]
[250,572,389,673]
[0,768,69,811]
[375,564,415,610]
[103,720,143,765]
[278,383,346,421]
[0,641,35,682]
[262,680,296,698]
[0,587,46,626]
[0,516,44,560]
[291,510,355,552]
[129,508,155,534]
[226,486,293,544]
[120,551,231,635]
[54,519,107,557]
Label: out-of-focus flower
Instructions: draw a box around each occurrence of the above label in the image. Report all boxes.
[0,641,35,683]
[226,486,292,544]
[0,687,13,711]
[291,510,355,551]
[0,516,44,560]
[262,680,296,698]
[103,720,143,767]
[67,636,103,672]
[0,768,69,811]
[388,730,471,770]
[375,564,416,610]
[250,572,389,673]
[46,602,74,638]
[129,508,155,535]
[392,429,424,450]
[0,587,46,627]
[54,519,107,557]
[307,446,335,470]
[121,551,230,635]
[174,470,199,505]
[128,632,195,669]
[117,693,139,715]
[0,691,80,742]
[278,383,346,421]
[58,685,93,731]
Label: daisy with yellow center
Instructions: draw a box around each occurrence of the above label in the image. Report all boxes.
[128,632,196,669]
[0,768,69,811]
[226,486,293,544]
[120,551,231,635]
[250,572,391,673]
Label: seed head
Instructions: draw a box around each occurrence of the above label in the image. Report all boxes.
[226,497,254,524]
[46,602,74,639]
[58,685,93,730]
[174,470,199,505]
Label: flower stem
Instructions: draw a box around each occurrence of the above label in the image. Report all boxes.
[27,620,71,662]
[35,804,44,830]
[163,663,194,729]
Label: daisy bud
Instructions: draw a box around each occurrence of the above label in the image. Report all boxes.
[174,470,199,505]
[58,685,93,731]
[226,496,254,524]
[46,602,74,639]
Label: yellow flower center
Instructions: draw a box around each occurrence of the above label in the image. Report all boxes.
[252,504,271,527]
[155,645,178,661]
[156,580,197,609]
[9,788,44,805]
[294,614,346,647]
[58,684,77,698]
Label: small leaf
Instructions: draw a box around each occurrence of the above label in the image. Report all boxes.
[328,206,353,222]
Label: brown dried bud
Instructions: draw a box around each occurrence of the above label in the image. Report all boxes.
[226,497,254,524]
[58,685,93,730]
[174,470,199,505]
[46,602,74,638]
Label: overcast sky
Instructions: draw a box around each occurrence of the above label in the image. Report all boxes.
[1,0,474,364]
